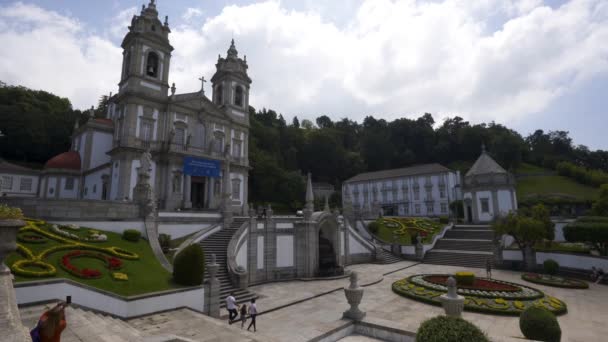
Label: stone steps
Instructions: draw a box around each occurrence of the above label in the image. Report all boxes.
[443,230,494,240]
[20,302,146,342]
[374,248,404,264]
[434,239,493,252]
[198,218,257,309]
[424,251,492,269]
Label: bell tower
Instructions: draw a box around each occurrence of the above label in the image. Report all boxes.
[211,39,252,118]
[118,0,173,98]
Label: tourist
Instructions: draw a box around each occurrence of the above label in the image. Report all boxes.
[486,259,492,279]
[247,298,257,332]
[226,293,237,323]
[33,302,68,342]
[239,303,248,328]
[591,267,605,284]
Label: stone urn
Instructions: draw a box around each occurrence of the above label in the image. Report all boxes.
[0,219,25,274]
[343,271,366,321]
[439,276,465,317]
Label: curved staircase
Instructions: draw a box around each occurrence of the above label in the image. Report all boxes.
[423,224,494,268]
[199,217,257,308]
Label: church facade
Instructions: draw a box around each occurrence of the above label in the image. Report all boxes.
[35,1,250,214]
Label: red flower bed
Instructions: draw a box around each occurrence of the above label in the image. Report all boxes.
[60,250,123,279]
[423,275,520,292]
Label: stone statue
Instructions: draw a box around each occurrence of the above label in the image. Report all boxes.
[446,276,457,298]
[139,149,152,175]
[349,271,359,289]
[440,276,464,317]
[343,271,365,320]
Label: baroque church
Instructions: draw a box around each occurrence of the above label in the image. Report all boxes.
[35,1,251,213]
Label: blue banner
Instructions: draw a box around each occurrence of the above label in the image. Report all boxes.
[183,157,221,178]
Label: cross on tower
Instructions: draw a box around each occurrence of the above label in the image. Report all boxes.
[198,76,207,94]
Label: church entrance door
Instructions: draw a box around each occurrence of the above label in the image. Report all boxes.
[191,177,206,209]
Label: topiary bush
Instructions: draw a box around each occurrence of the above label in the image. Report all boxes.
[455,271,475,286]
[416,316,489,342]
[544,259,560,277]
[122,229,141,242]
[158,233,171,253]
[172,244,205,286]
[519,306,561,342]
[368,221,380,234]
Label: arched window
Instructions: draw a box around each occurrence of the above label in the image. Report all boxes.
[146,52,159,78]
[215,85,223,104]
[234,86,243,107]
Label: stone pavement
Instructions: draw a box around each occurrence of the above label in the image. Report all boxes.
[126,261,608,341]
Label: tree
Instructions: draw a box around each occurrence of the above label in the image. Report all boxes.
[493,213,547,270]
[529,204,555,242]
[301,119,314,130]
[292,116,300,128]
[592,184,608,216]
[315,115,333,129]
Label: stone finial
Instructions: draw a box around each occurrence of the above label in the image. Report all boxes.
[324,196,330,212]
[349,271,359,289]
[446,276,457,298]
[170,83,176,96]
[305,172,314,204]
[164,15,169,26]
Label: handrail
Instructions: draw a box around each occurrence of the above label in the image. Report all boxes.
[227,219,249,289]
[174,221,222,258]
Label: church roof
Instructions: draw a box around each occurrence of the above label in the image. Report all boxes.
[345,163,452,183]
[44,151,81,171]
[0,159,40,174]
[465,150,507,177]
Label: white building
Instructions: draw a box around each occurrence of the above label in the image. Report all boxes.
[342,163,462,218]
[462,146,517,223]
[0,159,40,197]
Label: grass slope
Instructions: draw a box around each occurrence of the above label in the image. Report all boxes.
[515,163,598,202]
[7,222,181,296]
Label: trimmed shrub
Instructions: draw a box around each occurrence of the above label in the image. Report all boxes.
[122,229,141,242]
[416,316,489,342]
[564,221,608,255]
[544,259,559,276]
[519,307,561,342]
[368,221,380,234]
[455,271,475,286]
[158,233,171,253]
[173,244,205,286]
[439,216,449,224]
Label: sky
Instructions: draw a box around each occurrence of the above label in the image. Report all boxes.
[0,0,607,150]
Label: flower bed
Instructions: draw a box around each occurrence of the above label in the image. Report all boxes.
[17,232,47,244]
[372,217,444,244]
[59,250,122,279]
[522,273,589,289]
[392,274,567,316]
[424,275,520,292]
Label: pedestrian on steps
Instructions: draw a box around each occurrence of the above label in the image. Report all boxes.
[247,298,257,332]
[32,302,68,342]
[226,293,237,323]
[239,303,248,328]
[486,259,492,279]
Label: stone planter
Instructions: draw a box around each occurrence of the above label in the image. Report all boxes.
[0,219,25,274]
[343,271,366,321]
[439,294,465,317]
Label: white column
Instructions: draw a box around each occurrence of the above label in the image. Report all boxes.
[183,174,192,209]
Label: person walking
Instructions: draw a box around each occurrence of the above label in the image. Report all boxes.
[33,302,68,342]
[247,298,257,332]
[239,303,248,329]
[486,259,492,279]
[226,293,237,323]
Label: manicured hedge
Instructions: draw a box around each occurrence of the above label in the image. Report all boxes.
[416,316,489,342]
[173,245,205,286]
[543,259,559,276]
[455,271,475,286]
[122,229,141,242]
[519,307,561,342]
[564,222,608,255]
[556,161,608,188]
[576,216,608,223]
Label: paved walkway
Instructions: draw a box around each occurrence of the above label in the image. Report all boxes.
[130,262,608,341]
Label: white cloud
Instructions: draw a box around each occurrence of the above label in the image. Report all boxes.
[0,0,607,128]
[109,6,138,39]
[182,7,203,21]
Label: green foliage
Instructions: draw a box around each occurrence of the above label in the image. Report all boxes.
[449,200,464,218]
[519,307,561,342]
[592,184,608,216]
[0,83,84,163]
[172,245,205,286]
[543,259,559,276]
[0,204,24,220]
[455,271,475,286]
[493,213,547,249]
[556,161,608,188]
[158,233,171,253]
[577,215,608,223]
[530,204,555,241]
[368,221,380,234]
[416,316,489,342]
[438,216,449,224]
[563,221,608,255]
[122,229,141,242]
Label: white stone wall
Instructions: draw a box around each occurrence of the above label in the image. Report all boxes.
[475,190,493,222]
[257,236,264,269]
[89,131,113,170]
[110,160,120,200]
[83,167,111,200]
[158,223,213,239]
[497,189,513,215]
[236,240,248,270]
[49,220,145,235]
[58,176,79,199]
[276,235,294,267]
[0,172,39,197]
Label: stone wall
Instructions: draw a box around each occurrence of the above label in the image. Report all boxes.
[0,197,141,220]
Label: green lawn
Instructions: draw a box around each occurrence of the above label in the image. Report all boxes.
[516,175,599,202]
[515,162,550,174]
[371,217,444,245]
[6,221,182,296]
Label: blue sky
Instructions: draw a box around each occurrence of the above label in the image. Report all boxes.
[0,0,606,150]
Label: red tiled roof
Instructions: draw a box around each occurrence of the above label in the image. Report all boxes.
[94,118,113,125]
[44,151,81,171]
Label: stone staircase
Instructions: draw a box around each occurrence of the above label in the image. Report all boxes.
[375,247,405,264]
[20,302,146,342]
[199,217,257,308]
[423,224,494,269]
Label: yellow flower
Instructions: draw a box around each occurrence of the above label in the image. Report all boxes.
[495,298,507,304]
[113,272,128,281]
[514,301,525,310]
